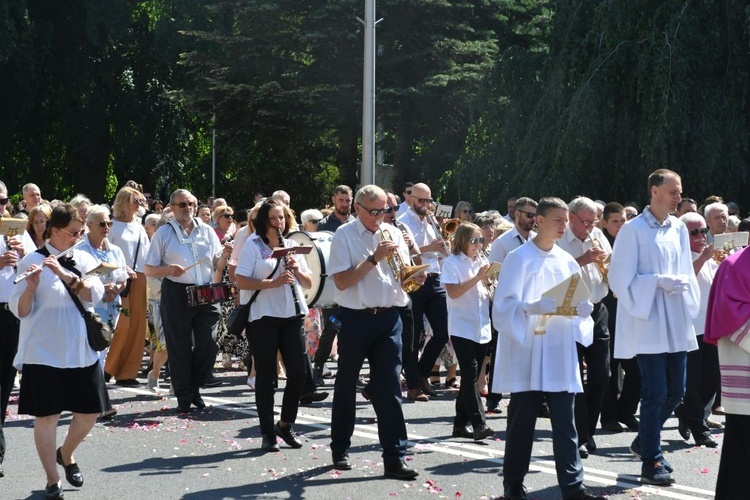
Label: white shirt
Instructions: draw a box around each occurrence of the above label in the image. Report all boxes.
[145,218,222,285]
[441,253,492,344]
[328,219,410,309]
[397,208,442,274]
[236,233,310,321]
[491,241,594,394]
[11,244,105,370]
[0,236,18,302]
[228,225,252,267]
[693,251,719,336]
[609,208,699,359]
[488,226,535,264]
[110,219,150,272]
[557,226,611,303]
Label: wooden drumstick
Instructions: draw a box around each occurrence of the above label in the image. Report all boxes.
[184,257,210,271]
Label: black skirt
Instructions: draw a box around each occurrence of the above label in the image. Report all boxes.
[19,362,110,417]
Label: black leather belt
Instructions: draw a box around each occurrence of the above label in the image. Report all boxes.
[0,302,9,311]
[345,306,395,315]
[426,273,440,279]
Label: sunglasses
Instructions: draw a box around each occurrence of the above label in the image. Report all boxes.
[415,197,434,205]
[461,209,474,214]
[405,190,412,195]
[385,205,399,214]
[132,197,146,204]
[689,227,710,236]
[60,227,85,238]
[220,213,234,219]
[517,209,537,219]
[468,237,485,245]
[626,213,637,220]
[174,201,196,209]
[0,197,8,205]
[98,221,113,228]
[357,202,390,216]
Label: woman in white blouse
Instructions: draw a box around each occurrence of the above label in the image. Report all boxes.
[236,200,312,452]
[105,186,149,386]
[10,204,107,499]
[441,222,494,441]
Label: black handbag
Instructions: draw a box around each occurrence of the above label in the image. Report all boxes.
[37,247,113,351]
[226,260,281,338]
[120,236,141,298]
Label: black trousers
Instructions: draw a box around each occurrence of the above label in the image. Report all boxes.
[675,335,720,439]
[248,315,306,435]
[574,301,610,445]
[403,276,449,388]
[313,307,339,369]
[716,413,750,499]
[451,336,488,429]
[160,280,220,408]
[0,308,20,464]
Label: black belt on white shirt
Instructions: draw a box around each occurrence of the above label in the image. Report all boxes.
[342,306,395,315]
[0,302,9,311]
[426,273,440,279]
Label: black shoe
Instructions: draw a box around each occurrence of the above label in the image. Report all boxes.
[175,404,193,414]
[473,424,495,441]
[451,425,473,439]
[619,416,640,432]
[261,434,280,452]
[601,421,625,433]
[538,402,551,419]
[104,372,112,383]
[332,452,352,470]
[275,422,303,448]
[585,436,597,454]
[641,459,675,485]
[299,391,329,405]
[383,460,418,480]
[115,379,139,387]
[629,436,642,459]
[578,445,589,459]
[202,375,223,388]
[563,487,606,500]
[361,386,372,401]
[677,414,691,440]
[695,435,718,448]
[0,463,3,478]
[486,401,501,413]
[312,367,324,386]
[419,376,438,397]
[503,483,528,500]
[56,448,83,488]
[192,395,206,409]
[45,481,64,499]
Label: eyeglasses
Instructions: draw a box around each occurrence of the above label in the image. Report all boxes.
[60,227,85,238]
[132,197,146,204]
[385,205,399,213]
[220,213,234,219]
[572,212,598,228]
[626,213,637,220]
[517,209,536,219]
[174,201,196,209]
[357,202,390,216]
[461,209,474,214]
[468,237,485,245]
[689,227,710,236]
[309,219,321,224]
[98,221,113,228]
[0,197,8,205]
[415,197,434,205]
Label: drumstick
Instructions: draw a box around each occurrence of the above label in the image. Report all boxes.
[184,257,210,271]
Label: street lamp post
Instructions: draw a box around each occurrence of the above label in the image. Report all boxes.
[359,0,380,186]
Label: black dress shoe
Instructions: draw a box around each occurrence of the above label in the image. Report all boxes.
[202,375,223,388]
[503,483,528,500]
[56,448,83,488]
[695,435,718,448]
[601,421,624,433]
[473,424,495,441]
[192,395,207,409]
[175,404,193,414]
[0,462,4,477]
[300,391,329,405]
[563,487,607,499]
[312,367,324,386]
[419,376,438,397]
[538,402,551,418]
[275,422,303,448]
[261,434,280,452]
[619,416,640,432]
[332,452,352,470]
[585,436,597,454]
[383,460,418,480]
[45,481,64,499]
[452,425,473,439]
[578,444,589,459]
[115,379,139,387]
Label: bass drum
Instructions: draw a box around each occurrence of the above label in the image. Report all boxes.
[287,230,336,308]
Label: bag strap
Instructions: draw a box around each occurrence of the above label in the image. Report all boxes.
[36,246,87,317]
[132,234,141,270]
[245,258,282,309]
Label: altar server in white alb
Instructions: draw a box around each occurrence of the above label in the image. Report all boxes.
[491,197,602,500]
[608,168,699,486]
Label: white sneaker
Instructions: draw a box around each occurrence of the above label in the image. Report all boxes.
[247,376,256,391]
[147,370,159,391]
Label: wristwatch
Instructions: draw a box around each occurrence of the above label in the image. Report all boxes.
[366,254,377,266]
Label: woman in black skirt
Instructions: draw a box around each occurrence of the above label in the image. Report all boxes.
[10,204,108,499]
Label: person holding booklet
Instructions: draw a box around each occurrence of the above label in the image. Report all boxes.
[491,197,603,500]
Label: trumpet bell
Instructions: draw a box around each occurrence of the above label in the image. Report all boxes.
[400,264,430,293]
[442,218,461,238]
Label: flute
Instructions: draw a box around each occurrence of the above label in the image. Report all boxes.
[13,238,86,284]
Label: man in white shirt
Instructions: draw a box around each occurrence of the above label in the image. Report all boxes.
[557,197,612,458]
[144,189,231,413]
[609,169,699,486]
[704,202,728,245]
[328,185,420,480]
[492,197,601,500]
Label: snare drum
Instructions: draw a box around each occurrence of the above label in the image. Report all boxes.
[186,282,238,307]
[288,230,336,307]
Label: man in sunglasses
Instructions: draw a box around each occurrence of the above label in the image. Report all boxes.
[672,212,720,449]
[395,182,414,219]
[558,197,612,459]
[609,169,700,486]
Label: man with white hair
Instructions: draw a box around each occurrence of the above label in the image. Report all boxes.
[16,183,42,219]
[704,202,728,244]
[270,190,291,207]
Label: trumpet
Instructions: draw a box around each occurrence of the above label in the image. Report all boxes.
[378,224,427,293]
[14,237,86,283]
[426,210,451,255]
[441,218,461,239]
[589,236,610,286]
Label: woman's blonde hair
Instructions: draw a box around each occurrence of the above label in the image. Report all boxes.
[452,222,481,256]
[214,205,234,221]
[25,204,52,240]
[112,187,141,219]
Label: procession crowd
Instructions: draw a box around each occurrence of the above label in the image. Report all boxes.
[0,169,748,499]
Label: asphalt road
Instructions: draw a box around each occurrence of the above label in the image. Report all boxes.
[3,360,722,500]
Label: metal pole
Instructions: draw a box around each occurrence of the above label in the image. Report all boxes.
[360,0,376,186]
[212,111,216,198]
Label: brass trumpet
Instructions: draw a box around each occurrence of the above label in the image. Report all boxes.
[441,218,461,239]
[378,224,428,293]
[589,236,610,286]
